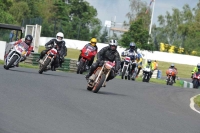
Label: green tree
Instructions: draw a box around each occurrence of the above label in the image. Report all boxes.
[100,27,108,43]
[120,19,150,50]
[9,1,30,24]
[0,0,15,23]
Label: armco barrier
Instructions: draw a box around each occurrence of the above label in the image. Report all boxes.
[183,81,194,88]
[25,53,78,72]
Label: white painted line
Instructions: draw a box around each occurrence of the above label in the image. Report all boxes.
[190,94,200,114]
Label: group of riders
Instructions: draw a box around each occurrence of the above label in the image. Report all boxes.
[7,31,200,85]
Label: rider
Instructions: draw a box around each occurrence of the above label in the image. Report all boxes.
[144,59,154,78]
[121,42,137,74]
[166,64,178,83]
[191,63,200,78]
[77,38,98,69]
[37,32,67,70]
[6,35,34,67]
[85,39,121,86]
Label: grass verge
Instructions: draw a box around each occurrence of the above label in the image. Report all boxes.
[156,61,194,79]
[194,95,200,108]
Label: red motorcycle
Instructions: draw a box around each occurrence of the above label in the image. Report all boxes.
[77,47,97,74]
[192,72,200,89]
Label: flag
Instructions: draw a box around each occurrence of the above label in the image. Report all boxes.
[149,0,154,6]
[145,0,155,14]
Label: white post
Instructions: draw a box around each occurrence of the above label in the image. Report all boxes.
[149,0,156,36]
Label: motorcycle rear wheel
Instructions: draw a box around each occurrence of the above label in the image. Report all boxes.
[77,60,85,74]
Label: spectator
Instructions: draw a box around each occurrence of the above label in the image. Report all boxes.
[9,30,14,42]
[153,60,158,70]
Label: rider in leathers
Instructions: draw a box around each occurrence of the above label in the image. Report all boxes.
[86,39,121,83]
[37,32,67,70]
[121,42,138,74]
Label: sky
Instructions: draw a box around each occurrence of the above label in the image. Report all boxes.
[85,0,199,27]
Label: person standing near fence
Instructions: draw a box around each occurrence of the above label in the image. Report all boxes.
[153,60,158,70]
[9,30,14,42]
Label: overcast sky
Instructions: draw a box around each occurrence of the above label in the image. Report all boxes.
[85,0,199,26]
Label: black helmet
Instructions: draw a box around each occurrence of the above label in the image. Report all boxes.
[147,59,151,64]
[197,63,200,69]
[170,64,175,68]
[25,35,33,45]
[129,42,136,52]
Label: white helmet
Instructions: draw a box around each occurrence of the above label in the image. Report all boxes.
[56,32,64,42]
[109,39,118,46]
[109,39,118,51]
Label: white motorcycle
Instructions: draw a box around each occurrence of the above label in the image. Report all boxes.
[142,66,151,82]
[121,56,132,80]
[4,42,28,70]
[130,61,138,81]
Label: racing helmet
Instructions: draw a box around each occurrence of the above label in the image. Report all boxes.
[56,32,64,42]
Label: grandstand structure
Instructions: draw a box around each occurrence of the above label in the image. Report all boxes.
[109,22,129,33]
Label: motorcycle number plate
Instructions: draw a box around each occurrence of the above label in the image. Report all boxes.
[125,57,130,61]
[17,47,23,52]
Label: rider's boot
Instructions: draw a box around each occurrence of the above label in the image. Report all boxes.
[76,61,80,66]
[102,82,106,87]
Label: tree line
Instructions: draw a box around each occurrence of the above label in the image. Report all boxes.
[1,0,200,56]
[0,0,104,41]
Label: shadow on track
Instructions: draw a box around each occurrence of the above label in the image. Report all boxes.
[6,68,38,74]
[43,73,85,79]
[79,88,128,97]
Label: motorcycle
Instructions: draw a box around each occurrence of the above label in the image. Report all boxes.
[121,56,131,80]
[87,61,115,93]
[166,69,176,85]
[130,60,138,81]
[192,72,200,89]
[142,66,151,82]
[77,47,96,74]
[4,42,28,70]
[38,46,58,74]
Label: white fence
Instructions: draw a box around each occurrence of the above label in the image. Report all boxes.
[0,41,6,60]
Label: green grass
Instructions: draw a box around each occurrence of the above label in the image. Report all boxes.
[194,95,200,107]
[156,61,194,79]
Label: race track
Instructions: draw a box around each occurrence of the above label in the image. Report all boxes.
[0,66,200,133]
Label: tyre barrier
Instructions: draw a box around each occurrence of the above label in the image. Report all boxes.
[183,81,194,88]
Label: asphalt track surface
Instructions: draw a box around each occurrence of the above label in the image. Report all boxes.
[0,66,200,133]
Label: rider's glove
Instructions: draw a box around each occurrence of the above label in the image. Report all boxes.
[98,60,104,66]
[96,59,101,63]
